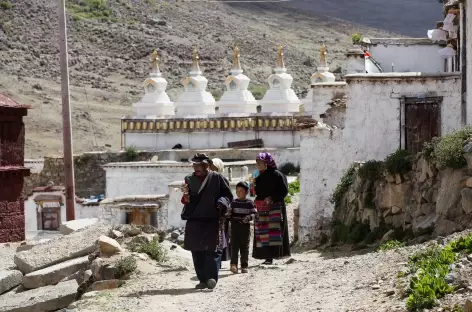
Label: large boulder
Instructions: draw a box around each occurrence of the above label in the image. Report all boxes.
[22,256,89,289]
[98,236,122,255]
[0,280,78,312]
[0,270,23,295]
[59,218,98,235]
[14,224,109,274]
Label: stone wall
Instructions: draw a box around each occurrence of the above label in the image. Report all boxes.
[330,153,472,246]
[23,151,155,198]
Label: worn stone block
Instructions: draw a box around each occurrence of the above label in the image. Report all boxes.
[14,225,108,274]
[0,270,22,295]
[23,256,89,289]
[0,280,78,312]
[59,218,98,235]
[90,279,123,291]
[98,236,122,255]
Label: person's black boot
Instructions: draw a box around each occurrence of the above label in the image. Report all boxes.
[195,282,207,289]
[206,279,217,290]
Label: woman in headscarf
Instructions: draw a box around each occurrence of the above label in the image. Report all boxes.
[252,152,291,265]
[209,158,231,266]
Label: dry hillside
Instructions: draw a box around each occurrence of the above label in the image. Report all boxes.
[0,0,395,157]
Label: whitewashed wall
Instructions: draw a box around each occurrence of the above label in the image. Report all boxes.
[367,40,445,73]
[466,0,472,124]
[304,82,347,118]
[299,73,462,242]
[124,130,300,150]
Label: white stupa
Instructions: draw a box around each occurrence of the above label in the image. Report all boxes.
[132,50,175,117]
[174,47,216,116]
[218,45,258,114]
[310,44,335,83]
[304,44,337,109]
[259,45,301,113]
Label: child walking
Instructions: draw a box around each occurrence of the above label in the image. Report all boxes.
[227,181,257,274]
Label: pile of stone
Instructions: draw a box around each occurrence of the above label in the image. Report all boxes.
[166,227,185,246]
[0,220,164,312]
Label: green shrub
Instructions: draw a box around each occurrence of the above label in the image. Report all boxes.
[132,237,167,262]
[249,85,268,100]
[114,255,137,278]
[358,160,383,181]
[422,139,438,164]
[124,145,138,161]
[405,234,472,311]
[384,149,412,175]
[211,89,224,101]
[67,0,112,21]
[351,33,363,45]
[285,178,300,204]
[434,126,472,169]
[377,240,405,252]
[329,165,356,207]
[0,1,12,9]
[279,162,300,176]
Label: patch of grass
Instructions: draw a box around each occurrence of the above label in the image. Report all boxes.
[405,234,472,311]
[0,1,12,9]
[115,255,137,278]
[124,145,138,161]
[249,85,268,100]
[132,237,167,262]
[329,164,356,207]
[377,240,405,252]
[358,160,383,181]
[434,126,472,169]
[211,89,224,101]
[384,149,412,175]
[67,0,113,22]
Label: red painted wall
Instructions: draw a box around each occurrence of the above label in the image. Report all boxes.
[0,106,29,243]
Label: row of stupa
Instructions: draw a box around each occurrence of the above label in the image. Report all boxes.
[133,44,335,118]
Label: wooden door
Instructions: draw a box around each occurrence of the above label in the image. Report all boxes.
[130,210,147,225]
[404,98,441,155]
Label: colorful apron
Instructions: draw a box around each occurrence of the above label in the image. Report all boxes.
[254,200,283,248]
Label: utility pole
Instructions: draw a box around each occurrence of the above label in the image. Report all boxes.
[58,0,76,220]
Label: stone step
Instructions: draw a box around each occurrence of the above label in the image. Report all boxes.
[0,279,78,312]
[14,224,109,274]
[22,256,89,289]
[0,270,22,295]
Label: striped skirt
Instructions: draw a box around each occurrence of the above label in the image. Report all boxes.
[254,200,283,248]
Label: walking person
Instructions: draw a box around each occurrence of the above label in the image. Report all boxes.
[227,181,256,274]
[180,153,233,289]
[252,152,291,265]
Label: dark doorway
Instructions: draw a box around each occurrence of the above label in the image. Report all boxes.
[403,97,441,155]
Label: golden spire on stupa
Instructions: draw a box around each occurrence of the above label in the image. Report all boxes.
[232,43,242,71]
[320,43,327,67]
[275,44,285,69]
[151,49,160,73]
[191,46,201,72]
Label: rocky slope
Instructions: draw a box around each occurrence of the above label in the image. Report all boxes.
[0,0,395,157]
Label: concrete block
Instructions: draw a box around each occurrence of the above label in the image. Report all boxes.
[0,280,78,312]
[23,256,89,289]
[59,218,98,235]
[0,270,23,295]
[14,224,108,274]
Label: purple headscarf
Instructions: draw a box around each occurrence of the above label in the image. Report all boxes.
[256,152,277,169]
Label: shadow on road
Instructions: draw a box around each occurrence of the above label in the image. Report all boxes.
[121,288,198,297]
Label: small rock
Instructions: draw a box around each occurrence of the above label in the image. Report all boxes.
[98,236,122,255]
[284,258,296,265]
[176,235,185,245]
[371,284,380,290]
[110,230,124,239]
[83,270,92,281]
[445,273,456,284]
[91,258,104,280]
[91,279,124,291]
[171,230,180,239]
[467,254,472,262]
[385,290,395,296]
[81,290,100,299]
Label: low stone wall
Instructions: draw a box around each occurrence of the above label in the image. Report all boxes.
[23,151,155,198]
[330,153,472,245]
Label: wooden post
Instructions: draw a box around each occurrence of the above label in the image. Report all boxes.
[58,0,76,220]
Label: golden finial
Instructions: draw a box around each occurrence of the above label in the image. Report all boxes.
[320,44,327,66]
[232,43,242,71]
[276,44,285,69]
[151,49,160,73]
[191,46,200,72]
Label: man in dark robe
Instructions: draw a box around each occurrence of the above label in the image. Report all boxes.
[181,153,233,290]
